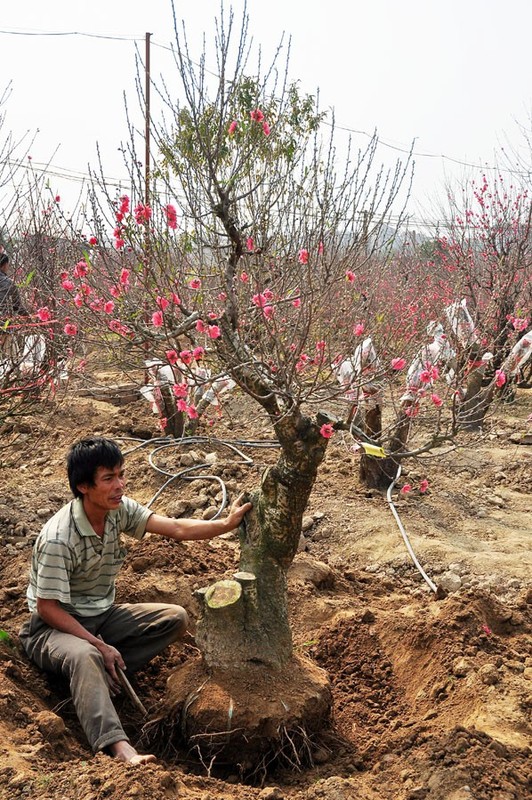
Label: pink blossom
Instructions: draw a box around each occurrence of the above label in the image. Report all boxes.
[158,418,168,432]
[400,484,412,494]
[36,307,52,322]
[263,305,275,319]
[165,204,178,229]
[228,120,238,135]
[391,357,407,370]
[262,121,271,136]
[292,298,301,308]
[62,279,74,291]
[240,271,249,282]
[316,340,326,351]
[208,324,221,339]
[345,270,355,282]
[73,294,83,308]
[186,404,198,420]
[263,288,274,301]
[252,293,268,308]
[134,203,152,225]
[119,195,130,214]
[320,423,334,439]
[495,369,506,388]
[73,260,88,279]
[119,269,130,286]
[419,369,432,384]
[109,319,130,336]
[110,285,121,298]
[217,292,227,301]
[298,249,309,265]
[114,238,125,250]
[179,350,193,365]
[89,236,98,246]
[353,323,364,337]
[250,109,265,122]
[196,319,207,333]
[55,195,60,203]
[166,349,179,365]
[157,296,170,311]
[318,241,324,255]
[176,398,188,412]
[171,292,181,305]
[431,393,443,407]
[104,301,115,314]
[151,311,163,327]
[481,624,492,636]
[419,479,429,494]
[64,323,78,336]
[172,383,188,399]
[508,315,529,332]
[189,278,202,290]
[246,237,254,252]
[193,346,205,360]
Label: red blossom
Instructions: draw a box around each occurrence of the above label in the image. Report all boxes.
[320,423,334,439]
[391,357,407,370]
[165,204,178,229]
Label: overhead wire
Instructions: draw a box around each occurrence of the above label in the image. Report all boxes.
[0,26,528,178]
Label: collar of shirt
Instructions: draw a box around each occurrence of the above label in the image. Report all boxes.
[72,497,119,538]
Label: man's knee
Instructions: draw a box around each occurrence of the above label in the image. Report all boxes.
[164,605,189,638]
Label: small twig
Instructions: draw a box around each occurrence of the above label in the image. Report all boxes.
[98,635,148,716]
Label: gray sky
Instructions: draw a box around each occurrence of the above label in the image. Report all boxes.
[1,0,531,222]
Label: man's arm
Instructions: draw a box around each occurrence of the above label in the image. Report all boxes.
[36,598,125,682]
[145,493,252,541]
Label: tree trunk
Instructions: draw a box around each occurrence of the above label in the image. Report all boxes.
[359,403,408,491]
[457,363,495,430]
[195,410,329,669]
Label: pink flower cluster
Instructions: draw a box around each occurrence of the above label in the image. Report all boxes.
[228,108,271,138]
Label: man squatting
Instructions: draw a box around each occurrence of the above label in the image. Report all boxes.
[19,437,252,764]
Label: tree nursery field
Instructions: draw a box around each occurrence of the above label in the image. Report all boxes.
[0,382,530,800]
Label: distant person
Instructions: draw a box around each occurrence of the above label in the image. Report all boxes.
[0,253,29,332]
[19,437,252,765]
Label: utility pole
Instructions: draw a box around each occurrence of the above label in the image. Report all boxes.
[143,32,152,384]
[145,32,151,212]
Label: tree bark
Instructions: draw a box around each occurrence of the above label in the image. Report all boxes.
[195,408,329,670]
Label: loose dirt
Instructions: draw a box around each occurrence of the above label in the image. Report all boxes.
[0,385,530,800]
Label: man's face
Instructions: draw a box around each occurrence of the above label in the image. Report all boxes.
[78,464,126,512]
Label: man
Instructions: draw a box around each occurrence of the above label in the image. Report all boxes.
[0,253,29,320]
[20,437,252,765]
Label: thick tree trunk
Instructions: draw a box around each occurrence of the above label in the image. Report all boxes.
[457,363,495,430]
[194,411,329,669]
[359,403,409,491]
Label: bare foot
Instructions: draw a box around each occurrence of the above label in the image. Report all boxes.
[109,740,157,765]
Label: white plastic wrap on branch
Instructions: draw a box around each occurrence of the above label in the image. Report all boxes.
[400,321,455,403]
[502,334,532,378]
[141,357,236,416]
[445,298,478,347]
[332,336,383,408]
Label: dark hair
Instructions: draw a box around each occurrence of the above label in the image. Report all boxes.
[0,254,9,268]
[67,437,124,498]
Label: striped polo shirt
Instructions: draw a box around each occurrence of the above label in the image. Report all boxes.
[26,496,153,616]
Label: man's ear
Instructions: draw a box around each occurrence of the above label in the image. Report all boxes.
[77,483,89,497]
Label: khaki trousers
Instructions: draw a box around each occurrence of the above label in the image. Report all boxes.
[19,603,188,752]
